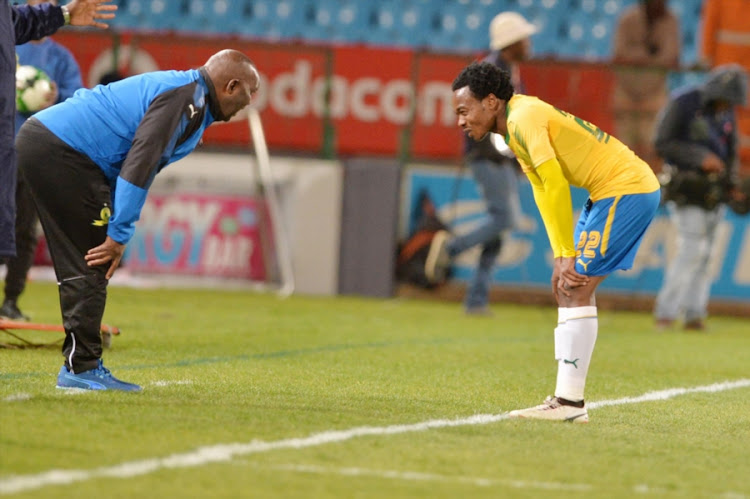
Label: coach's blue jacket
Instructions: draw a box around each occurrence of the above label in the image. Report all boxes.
[35,69,219,245]
[1,1,65,257]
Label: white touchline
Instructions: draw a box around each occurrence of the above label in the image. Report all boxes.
[2,393,32,402]
[1,379,749,495]
[247,463,593,492]
[242,464,746,497]
[150,380,193,387]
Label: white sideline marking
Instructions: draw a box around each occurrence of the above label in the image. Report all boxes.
[1,379,749,495]
[248,463,593,492]
[244,463,747,497]
[58,389,91,396]
[2,393,31,402]
[150,380,193,387]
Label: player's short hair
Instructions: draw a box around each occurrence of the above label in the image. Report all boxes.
[451,62,514,101]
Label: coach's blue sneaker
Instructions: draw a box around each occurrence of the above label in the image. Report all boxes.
[56,360,142,392]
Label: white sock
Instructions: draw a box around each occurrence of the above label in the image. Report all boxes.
[554,306,598,402]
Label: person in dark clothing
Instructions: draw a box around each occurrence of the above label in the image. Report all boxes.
[1,0,115,263]
[653,64,747,331]
[424,11,533,315]
[16,49,261,391]
[1,0,85,322]
[396,189,451,289]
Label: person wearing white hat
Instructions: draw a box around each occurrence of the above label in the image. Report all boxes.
[490,12,537,54]
[425,12,536,315]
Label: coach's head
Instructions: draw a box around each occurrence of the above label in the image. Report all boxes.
[205,49,260,122]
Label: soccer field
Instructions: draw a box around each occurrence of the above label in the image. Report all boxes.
[1,282,749,498]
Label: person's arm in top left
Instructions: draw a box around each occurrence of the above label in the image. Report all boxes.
[13,0,116,44]
[12,2,64,44]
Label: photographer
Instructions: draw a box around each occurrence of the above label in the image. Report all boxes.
[653,64,747,331]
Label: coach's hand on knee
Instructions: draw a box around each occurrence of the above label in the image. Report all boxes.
[85,236,126,279]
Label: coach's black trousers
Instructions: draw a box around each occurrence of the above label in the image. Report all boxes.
[16,119,111,373]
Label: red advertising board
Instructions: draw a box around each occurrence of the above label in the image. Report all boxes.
[329,46,414,155]
[410,52,474,159]
[51,32,614,161]
[124,193,272,280]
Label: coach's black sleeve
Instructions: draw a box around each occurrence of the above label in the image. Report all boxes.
[106,83,198,244]
[119,83,198,189]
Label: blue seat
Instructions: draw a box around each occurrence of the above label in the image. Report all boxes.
[532,29,559,57]
[330,1,369,43]
[113,0,148,29]
[427,3,466,51]
[274,0,310,40]
[109,0,141,29]
[205,0,247,35]
[233,0,276,40]
[365,0,435,48]
[140,0,184,31]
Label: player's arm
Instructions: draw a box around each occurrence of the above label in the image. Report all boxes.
[527,158,576,258]
[106,85,195,246]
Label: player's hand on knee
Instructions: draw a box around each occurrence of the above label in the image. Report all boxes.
[551,262,562,301]
[560,256,589,289]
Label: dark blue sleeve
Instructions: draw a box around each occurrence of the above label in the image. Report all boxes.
[107,85,197,244]
[12,3,64,44]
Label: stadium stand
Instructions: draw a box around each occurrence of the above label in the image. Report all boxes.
[109,0,704,63]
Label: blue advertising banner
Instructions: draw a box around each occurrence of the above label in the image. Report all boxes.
[403,167,750,301]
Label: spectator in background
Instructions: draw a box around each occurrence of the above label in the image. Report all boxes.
[1,0,84,322]
[653,65,747,331]
[612,0,681,170]
[396,190,450,290]
[1,0,116,265]
[16,49,260,391]
[424,12,530,316]
[701,0,750,171]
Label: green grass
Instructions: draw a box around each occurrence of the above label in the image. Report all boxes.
[1,282,749,498]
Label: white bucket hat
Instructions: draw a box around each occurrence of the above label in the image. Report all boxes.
[489,12,537,50]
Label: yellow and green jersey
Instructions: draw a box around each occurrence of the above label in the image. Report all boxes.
[504,94,659,201]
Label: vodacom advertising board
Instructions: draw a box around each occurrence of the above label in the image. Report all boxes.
[53,32,613,160]
[51,32,472,159]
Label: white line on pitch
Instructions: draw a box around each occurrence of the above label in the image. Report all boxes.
[242,463,747,497]
[244,463,593,492]
[2,393,32,402]
[1,379,749,495]
[150,380,193,387]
